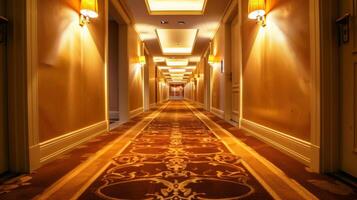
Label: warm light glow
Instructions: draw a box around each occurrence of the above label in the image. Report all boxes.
[145,0,207,15]
[166,59,189,66]
[170,74,185,77]
[208,55,219,64]
[153,57,166,62]
[156,29,198,55]
[248,0,266,19]
[139,56,146,65]
[169,69,186,73]
[159,66,170,70]
[189,56,201,62]
[80,0,99,18]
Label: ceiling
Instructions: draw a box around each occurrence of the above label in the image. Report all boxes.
[121,0,232,83]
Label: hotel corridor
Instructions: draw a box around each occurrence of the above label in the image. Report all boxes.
[0,101,355,199]
[1,0,357,199]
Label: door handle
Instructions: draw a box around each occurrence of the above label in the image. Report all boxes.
[336,13,351,45]
[0,16,8,45]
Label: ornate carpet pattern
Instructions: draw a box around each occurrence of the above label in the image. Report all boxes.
[79,102,273,199]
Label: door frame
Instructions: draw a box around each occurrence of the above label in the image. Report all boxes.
[319,0,349,173]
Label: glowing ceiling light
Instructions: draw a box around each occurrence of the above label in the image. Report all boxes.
[189,56,201,62]
[170,74,185,77]
[156,29,198,55]
[145,0,207,15]
[153,57,166,62]
[159,66,170,70]
[166,59,189,66]
[169,69,186,73]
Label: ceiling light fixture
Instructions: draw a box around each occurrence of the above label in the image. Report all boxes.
[169,69,186,73]
[166,59,189,66]
[156,29,198,55]
[145,0,207,15]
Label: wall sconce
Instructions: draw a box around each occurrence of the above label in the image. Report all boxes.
[139,56,146,66]
[80,0,99,26]
[208,55,219,65]
[248,0,266,27]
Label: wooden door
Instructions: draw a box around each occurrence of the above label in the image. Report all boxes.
[339,0,357,177]
[0,1,8,175]
[231,15,240,123]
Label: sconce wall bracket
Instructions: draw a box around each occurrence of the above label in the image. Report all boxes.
[257,15,266,27]
[80,15,90,26]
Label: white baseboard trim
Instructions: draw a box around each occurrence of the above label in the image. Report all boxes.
[39,121,108,164]
[241,119,312,166]
[129,107,143,118]
[109,111,119,119]
[210,107,225,119]
[109,120,125,130]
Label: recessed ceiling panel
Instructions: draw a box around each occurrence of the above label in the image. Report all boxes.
[145,0,207,15]
[156,29,198,55]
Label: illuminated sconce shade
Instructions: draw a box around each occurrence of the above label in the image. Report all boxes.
[139,56,146,65]
[208,55,219,65]
[248,0,266,26]
[80,0,98,26]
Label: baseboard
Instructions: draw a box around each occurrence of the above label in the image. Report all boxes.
[109,111,119,119]
[129,107,143,118]
[109,121,125,130]
[210,107,225,119]
[39,121,108,164]
[241,119,312,166]
[149,103,156,109]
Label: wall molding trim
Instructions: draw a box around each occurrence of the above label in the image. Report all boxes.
[241,119,312,166]
[210,107,225,119]
[149,103,157,109]
[129,107,144,118]
[39,121,108,164]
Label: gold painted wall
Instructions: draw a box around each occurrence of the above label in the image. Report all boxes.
[148,56,156,105]
[197,61,205,104]
[211,26,226,111]
[38,0,106,142]
[127,26,144,111]
[241,0,311,141]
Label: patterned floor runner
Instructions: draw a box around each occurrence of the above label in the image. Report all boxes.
[79,102,273,199]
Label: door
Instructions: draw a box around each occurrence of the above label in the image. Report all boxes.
[231,15,240,123]
[108,20,120,123]
[0,1,9,175]
[339,0,357,177]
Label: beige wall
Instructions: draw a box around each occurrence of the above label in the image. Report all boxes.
[148,56,156,105]
[241,0,311,141]
[210,26,226,111]
[38,0,106,142]
[127,26,144,112]
[197,61,205,104]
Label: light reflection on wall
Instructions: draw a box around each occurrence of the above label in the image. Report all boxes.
[38,0,106,141]
[242,0,311,141]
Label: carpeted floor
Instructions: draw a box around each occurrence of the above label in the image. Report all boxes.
[0,101,356,199]
[79,102,273,199]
